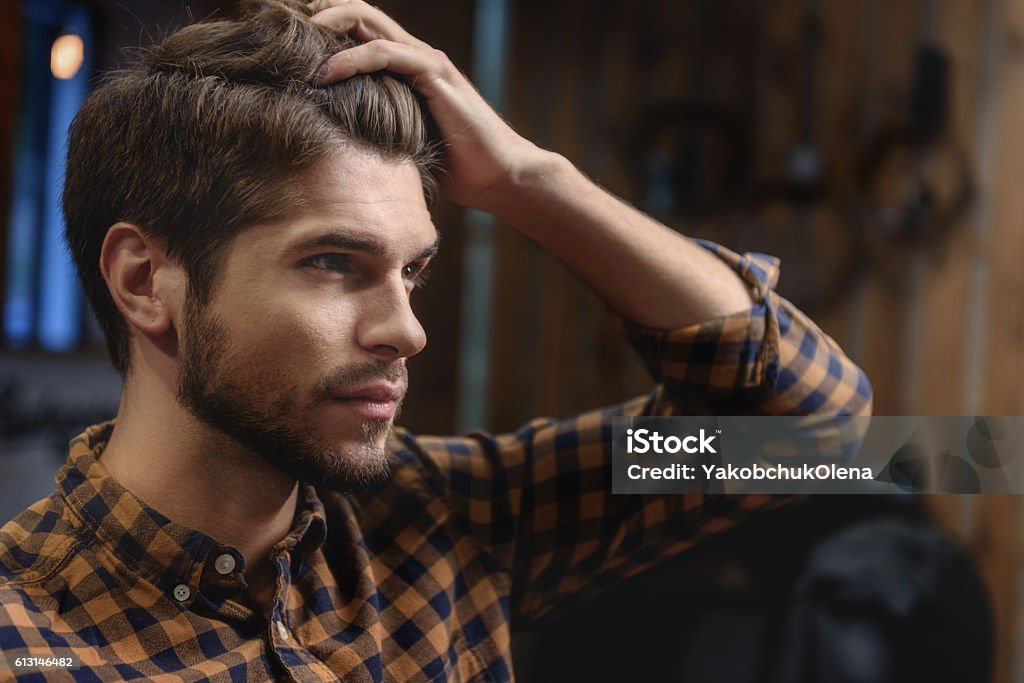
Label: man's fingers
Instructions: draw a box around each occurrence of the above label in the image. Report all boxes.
[317,40,448,87]
[307,0,440,86]
[310,7,382,44]
[306,0,342,12]
[308,1,428,49]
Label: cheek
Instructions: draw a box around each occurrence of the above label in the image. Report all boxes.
[228,299,357,364]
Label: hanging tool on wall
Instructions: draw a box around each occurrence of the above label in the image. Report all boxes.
[856,0,972,257]
[628,0,750,220]
[769,0,829,201]
[736,0,866,314]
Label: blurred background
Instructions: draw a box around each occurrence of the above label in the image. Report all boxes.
[0,0,1021,680]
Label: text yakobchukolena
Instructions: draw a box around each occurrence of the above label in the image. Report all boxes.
[612,416,1024,494]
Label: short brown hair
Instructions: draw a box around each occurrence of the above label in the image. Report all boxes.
[63,0,438,377]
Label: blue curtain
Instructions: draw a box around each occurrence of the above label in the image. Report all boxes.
[4,0,92,351]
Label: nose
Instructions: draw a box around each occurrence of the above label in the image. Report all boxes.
[356,278,427,360]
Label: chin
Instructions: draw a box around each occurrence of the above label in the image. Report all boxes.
[286,426,394,492]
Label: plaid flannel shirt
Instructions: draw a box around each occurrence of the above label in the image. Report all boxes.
[0,241,872,682]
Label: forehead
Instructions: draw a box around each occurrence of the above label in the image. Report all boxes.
[235,150,437,259]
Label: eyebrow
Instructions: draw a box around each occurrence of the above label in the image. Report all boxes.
[289,229,441,261]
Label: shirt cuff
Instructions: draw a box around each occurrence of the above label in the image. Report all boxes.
[622,239,782,398]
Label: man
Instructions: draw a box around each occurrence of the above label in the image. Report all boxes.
[0,0,871,680]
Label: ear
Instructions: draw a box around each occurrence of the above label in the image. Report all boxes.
[99,223,182,337]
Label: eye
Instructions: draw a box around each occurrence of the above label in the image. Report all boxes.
[303,253,352,273]
[403,261,433,289]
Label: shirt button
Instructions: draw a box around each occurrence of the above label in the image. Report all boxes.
[276,620,289,641]
[173,584,191,602]
[214,553,236,575]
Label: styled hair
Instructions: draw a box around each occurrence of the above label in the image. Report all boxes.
[63,0,439,377]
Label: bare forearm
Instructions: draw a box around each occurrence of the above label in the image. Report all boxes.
[483,151,755,329]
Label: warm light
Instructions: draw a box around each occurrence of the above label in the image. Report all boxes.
[50,34,84,80]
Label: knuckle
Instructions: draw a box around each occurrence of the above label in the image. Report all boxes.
[432,48,453,68]
[309,0,351,10]
[431,49,456,76]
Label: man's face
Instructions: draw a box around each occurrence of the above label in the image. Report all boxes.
[176,150,436,491]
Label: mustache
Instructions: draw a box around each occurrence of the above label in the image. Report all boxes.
[311,361,408,402]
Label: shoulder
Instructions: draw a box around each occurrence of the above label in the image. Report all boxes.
[0,492,83,587]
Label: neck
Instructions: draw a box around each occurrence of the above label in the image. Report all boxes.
[99,371,299,605]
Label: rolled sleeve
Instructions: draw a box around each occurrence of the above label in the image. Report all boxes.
[624,239,872,418]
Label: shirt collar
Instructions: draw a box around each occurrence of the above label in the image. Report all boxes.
[56,421,328,601]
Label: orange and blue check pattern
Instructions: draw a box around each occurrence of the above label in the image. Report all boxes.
[0,241,871,681]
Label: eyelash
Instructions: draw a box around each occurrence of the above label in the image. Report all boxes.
[304,254,432,289]
[404,262,432,289]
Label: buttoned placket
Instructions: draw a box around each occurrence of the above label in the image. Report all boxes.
[266,549,340,681]
[268,551,300,673]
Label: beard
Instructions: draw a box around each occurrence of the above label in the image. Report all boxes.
[175,296,403,492]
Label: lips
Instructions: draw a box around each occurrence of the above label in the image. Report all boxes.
[329,382,406,421]
[332,383,405,403]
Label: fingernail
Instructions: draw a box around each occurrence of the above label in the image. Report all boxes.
[317,61,330,80]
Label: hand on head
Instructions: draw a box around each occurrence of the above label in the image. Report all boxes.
[308,0,546,211]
